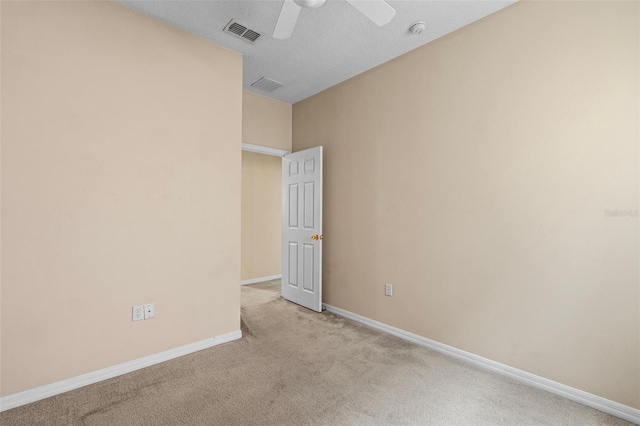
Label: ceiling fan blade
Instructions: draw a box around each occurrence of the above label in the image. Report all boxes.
[344,0,396,26]
[273,0,302,39]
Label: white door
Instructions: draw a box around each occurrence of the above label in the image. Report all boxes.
[281,146,323,312]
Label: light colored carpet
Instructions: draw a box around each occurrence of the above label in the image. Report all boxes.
[1,279,632,425]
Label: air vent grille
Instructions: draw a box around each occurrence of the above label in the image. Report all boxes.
[243,30,261,42]
[223,19,263,44]
[251,77,284,93]
[227,22,246,36]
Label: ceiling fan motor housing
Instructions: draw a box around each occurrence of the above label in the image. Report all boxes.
[294,0,327,8]
[275,0,395,40]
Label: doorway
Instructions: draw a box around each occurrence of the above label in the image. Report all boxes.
[241,143,288,287]
[241,143,324,313]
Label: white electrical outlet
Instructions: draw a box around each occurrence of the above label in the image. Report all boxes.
[385,283,393,297]
[132,305,144,321]
[144,303,155,320]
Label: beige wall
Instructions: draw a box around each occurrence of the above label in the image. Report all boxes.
[243,91,292,151]
[293,0,639,409]
[241,151,282,281]
[1,1,242,396]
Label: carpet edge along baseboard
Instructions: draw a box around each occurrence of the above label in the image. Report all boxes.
[323,303,640,426]
[241,275,282,286]
[0,330,242,412]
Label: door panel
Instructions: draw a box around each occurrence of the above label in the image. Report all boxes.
[281,146,323,312]
[303,182,315,229]
[303,243,314,292]
[288,184,299,228]
[288,242,298,287]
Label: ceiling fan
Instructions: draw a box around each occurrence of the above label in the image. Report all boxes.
[273,0,396,39]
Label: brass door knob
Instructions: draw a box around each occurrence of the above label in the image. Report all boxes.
[311,234,324,240]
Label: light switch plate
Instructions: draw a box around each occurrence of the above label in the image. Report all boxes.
[385,283,393,297]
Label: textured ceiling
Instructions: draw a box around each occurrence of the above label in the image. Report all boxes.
[119,0,516,104]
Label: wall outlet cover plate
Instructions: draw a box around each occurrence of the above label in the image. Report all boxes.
[132,305,144,321]
[144,303,155,319]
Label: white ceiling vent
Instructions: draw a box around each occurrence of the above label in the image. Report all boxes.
[223,19,262,44]
[251,77,284,93]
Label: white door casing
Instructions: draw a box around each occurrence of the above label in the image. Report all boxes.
[281,146,323,312]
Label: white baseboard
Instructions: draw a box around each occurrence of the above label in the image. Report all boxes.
[241,274,282,286]
[323,304,640,425]
[0,330,242,413]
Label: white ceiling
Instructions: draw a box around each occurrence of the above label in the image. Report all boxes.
[118,0,517,104]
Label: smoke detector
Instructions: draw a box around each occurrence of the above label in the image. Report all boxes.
[409,21,426,35]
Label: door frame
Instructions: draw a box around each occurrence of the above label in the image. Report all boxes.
[240,142,290,285]
[241,142,323,312]
[242,142,290,157]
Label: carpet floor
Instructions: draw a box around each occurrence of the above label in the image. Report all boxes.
[1,280,632,425]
